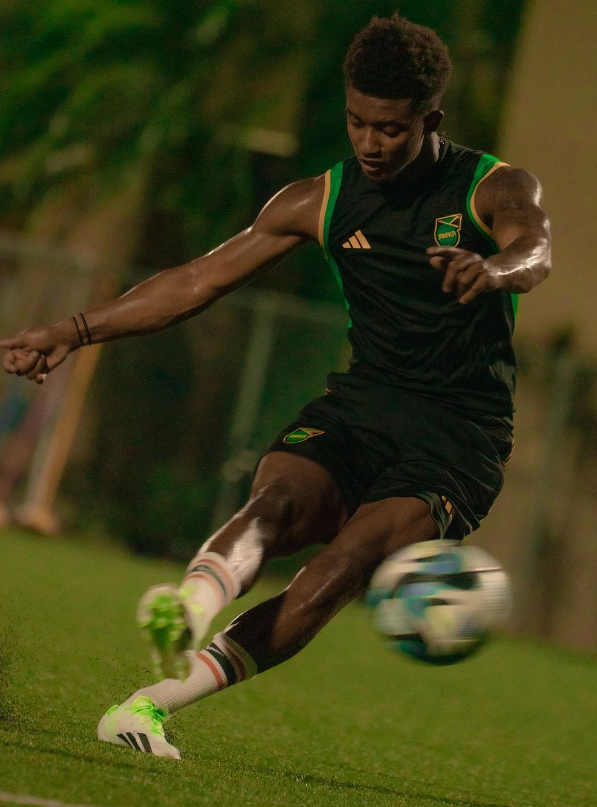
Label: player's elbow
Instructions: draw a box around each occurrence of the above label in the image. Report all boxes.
[517,261,550,294]
[524,234,551,292]
[535,240,552,286]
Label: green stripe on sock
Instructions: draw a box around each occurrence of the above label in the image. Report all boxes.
[188,564,228,598]
[205,642,238,685]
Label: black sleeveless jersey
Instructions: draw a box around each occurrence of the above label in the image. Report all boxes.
[317,140,517,418]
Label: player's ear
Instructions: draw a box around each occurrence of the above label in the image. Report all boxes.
[423,109,444,134]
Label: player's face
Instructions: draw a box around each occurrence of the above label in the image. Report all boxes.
[345,86,434,183]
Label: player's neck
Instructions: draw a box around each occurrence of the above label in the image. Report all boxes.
[388,132,444,190]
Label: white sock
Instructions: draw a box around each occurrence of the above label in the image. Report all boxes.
[131,633,257,714]
[179,551,241,640]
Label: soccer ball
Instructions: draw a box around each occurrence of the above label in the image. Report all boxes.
[367,540,512,666]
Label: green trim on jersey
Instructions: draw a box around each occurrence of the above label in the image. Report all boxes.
[466,153,519,320]
[322,162,343,259]
[466,153,501,249]
[323,161,352,326]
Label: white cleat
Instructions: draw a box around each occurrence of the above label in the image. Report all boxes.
[97,696,180,759]
[137,584,209,681]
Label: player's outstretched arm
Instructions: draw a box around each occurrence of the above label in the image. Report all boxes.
[0,176,324,383]
[427,166,551,304]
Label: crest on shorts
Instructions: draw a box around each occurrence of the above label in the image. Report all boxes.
[283,428,325,445]
[434,214,462,247]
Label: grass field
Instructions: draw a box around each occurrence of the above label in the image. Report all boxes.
[0,528,595,807]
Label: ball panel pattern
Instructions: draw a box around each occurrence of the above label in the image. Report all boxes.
[368,540,511,665]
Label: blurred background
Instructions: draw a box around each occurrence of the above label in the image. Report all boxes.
[0,0,596,649]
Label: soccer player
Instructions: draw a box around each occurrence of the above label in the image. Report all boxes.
[0,14,551,758]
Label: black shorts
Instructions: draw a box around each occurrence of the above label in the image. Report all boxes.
[264,372,514,541]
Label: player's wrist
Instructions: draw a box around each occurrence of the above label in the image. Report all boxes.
[52,317,85,350]
[482,257,508,289]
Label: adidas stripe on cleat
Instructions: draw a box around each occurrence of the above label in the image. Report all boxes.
[97,697,180,759]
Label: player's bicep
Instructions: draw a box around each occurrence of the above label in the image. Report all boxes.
[480,167,551,251]
[492,203,551,251]
[197,176,324,294]
[203,226,303,293]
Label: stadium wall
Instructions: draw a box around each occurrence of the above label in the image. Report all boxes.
[499,0,597,355]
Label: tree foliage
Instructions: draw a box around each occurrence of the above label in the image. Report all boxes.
[1,0,526,260]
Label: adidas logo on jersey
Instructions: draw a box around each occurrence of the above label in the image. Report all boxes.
[342,230,371,249]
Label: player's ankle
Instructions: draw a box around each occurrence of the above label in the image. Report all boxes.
[125,634,258,715]
[125,690,169,714]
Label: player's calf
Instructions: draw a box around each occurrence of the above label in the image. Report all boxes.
[225,548,369,671]
[199,482,296,592]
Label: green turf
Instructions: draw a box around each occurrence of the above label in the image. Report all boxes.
[0,528,595,807]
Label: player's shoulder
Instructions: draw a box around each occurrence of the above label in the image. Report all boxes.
[448,142,538,187]
[256,174,327,241]
[485,164,541,191]
[272,174,326,206]
[480,164,544,207]
[272,156,358,204]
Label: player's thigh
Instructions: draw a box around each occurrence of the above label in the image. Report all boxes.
[310,496,439,586]
[280,496,439,614]
[251,451,348,552]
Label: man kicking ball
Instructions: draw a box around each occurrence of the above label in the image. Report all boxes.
[1,13,551,758]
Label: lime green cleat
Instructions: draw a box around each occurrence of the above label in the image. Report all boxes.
[97,696,180,759]
[137,585,192,681]
[137,584,209,681]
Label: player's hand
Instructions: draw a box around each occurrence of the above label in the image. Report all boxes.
[427,246,503,304]
[0,324,75,384]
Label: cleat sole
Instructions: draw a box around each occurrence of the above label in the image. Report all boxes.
[137,586,193,681]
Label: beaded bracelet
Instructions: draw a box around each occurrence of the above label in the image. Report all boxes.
[79,312,92,345]
[72,313,93,346]
[72,315,84,347]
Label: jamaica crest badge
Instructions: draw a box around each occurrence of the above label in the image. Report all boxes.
[434,214,462,247]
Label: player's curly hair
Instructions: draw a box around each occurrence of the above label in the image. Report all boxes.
[343,13,452,113]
